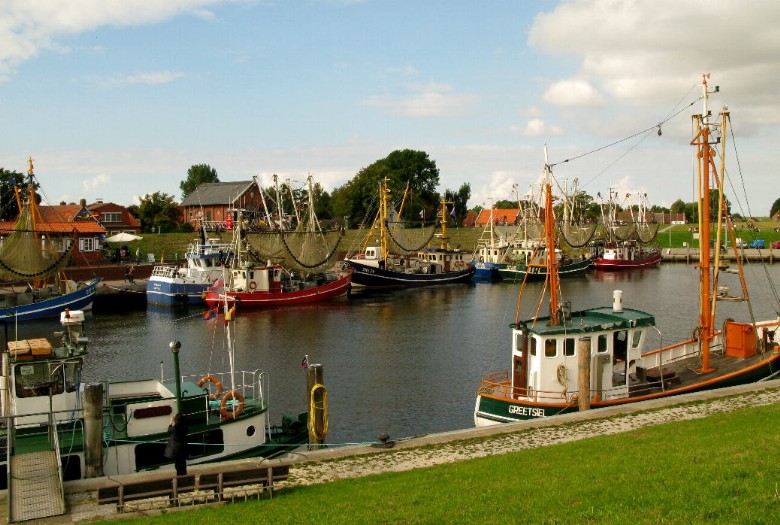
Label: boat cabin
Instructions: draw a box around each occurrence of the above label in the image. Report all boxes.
[229,265,285,293]
[510,294,656,403]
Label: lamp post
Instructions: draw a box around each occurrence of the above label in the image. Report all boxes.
[170,340,182,415]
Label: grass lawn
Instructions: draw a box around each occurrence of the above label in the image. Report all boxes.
[115,401,780,525]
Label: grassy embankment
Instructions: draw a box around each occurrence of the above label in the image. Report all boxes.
[124,221,780,264]
[115,401,779,525]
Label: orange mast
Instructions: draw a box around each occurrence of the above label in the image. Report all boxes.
[691,75,716,373]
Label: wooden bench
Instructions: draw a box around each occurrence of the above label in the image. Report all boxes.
[97,465,289,510]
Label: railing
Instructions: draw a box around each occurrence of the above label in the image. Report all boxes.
[150,266,181,278]
[180,369,268,411]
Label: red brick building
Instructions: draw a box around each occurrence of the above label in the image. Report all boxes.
[87,201,141,234]
[180,181,264,229]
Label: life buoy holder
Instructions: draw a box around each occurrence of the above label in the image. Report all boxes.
[197,375,224,400]
[220,390,245,420]
[249,281,257,291]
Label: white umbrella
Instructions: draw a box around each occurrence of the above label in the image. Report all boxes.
[105,232,143,243]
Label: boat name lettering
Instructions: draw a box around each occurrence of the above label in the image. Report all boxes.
[508,405,545,417]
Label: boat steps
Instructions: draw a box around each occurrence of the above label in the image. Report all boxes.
[8,450,65,522]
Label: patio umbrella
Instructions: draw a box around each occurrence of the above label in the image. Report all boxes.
[105,232,143,243]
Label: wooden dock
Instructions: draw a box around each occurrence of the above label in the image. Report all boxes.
[661,247,777,264]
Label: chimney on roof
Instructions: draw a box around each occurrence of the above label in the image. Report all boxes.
[80,198,86,207]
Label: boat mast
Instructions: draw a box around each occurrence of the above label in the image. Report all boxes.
[691,74,717,373]
[379,178,390,261]
[438,197,453,249]
[543,147,560,325]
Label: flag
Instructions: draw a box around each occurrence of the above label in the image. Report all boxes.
[224,305,236,324]
[419,209,424,218]
[203,305,218,320]
[450,207,457,218]
[301,355,309,369]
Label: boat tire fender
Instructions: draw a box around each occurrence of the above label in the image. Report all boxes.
[221,390,245,420]
[249,281,257,291]
[197,375,224,400]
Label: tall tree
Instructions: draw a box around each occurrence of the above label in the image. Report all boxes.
[331,149,440,226]
[180,164,219,199]
[770,197,780,218]
[444,183,471,223]
[0,167,30,221]
[137,192,182,233]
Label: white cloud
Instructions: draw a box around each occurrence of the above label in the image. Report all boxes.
[361,82,478,118]
[82,172,111,194]
[0,0,226,80]
[514,118,564,137]
[542,78,604,107]
[528,0,780,129]
[98,71,185,86]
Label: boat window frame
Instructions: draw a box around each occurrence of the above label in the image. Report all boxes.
[529,336,537,356]
[597,334,608,353]
[564,338,575,357]
[631,330,642,348]
[544,338,557,358]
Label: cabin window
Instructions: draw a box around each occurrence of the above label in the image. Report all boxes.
[597,334,608,353]
[544,339,557,358]
[529,337,537,356]
[613,330,628,362]
[632,330,642,348]
[564,338,575,357]
[15,362,66,397]
[515,332,523,351]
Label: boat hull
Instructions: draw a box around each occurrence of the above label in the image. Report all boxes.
[204,272,352,308]
[498,257,592,282]
[474,352,780,426]
[0,278,100,321]
[347,261,475,288]
[471,262,502,282]
[593,252,662,270]
[146,279,213,306]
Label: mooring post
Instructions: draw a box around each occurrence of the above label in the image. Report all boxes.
[170,341,183,416]
[578,337,591,411]
[306,363,327,448]
[84,382,105,478]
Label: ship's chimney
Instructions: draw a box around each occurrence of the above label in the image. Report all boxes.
[612,290,623,313]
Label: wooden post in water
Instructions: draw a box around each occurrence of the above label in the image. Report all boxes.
[306,363,328,449]
[577,337,591,411]
[84,382,104,478]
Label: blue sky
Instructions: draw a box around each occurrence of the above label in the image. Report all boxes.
[1,0,779,216]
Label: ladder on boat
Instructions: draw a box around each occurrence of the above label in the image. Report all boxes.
[7,416,66,522]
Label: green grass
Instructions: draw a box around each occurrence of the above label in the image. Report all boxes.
[122,221,780,263]
[115,402,780,525]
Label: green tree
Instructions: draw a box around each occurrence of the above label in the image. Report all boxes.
[770,197,780,218]
[137,192,182,233]
[0,167,30,221]
[180,164,219,199]
[443,183,471,223]
[331,149,440,226]
[494,199,518,209]
[670,199,686,215]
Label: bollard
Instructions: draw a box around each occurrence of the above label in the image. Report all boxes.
[84,382,105,478]
[578,338,591,411]
[306,364,328,448]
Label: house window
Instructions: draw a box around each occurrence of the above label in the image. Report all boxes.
[101,212,122,223]
[79,238,96,252]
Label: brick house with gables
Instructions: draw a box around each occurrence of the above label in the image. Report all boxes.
[180,181,265,230]
[87,200,141,235]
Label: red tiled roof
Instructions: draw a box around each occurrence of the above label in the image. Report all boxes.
[475,208,521,226]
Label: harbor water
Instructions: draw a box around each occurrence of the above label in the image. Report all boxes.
[6,264,780,446]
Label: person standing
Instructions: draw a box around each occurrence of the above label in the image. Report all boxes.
[165,414,188,475]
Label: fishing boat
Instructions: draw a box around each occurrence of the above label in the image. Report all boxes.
[146,222,234,306]
[592,190,661,270]
[0,159,101,321]
[203,209,351,308]
[475,78,780,425]
[344,178,474,288]
[0,306,308,506]
[470,203,507,282]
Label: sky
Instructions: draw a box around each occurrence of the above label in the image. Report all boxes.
[1,0,779,216]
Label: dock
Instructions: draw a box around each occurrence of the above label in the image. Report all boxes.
[661,247,777,263]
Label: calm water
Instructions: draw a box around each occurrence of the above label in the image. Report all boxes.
[8,264,780,445]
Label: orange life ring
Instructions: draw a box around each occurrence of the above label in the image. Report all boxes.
[249,281,257,291]
[197,375,224,400]
[220,390,245,420]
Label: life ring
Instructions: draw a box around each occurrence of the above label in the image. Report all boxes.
[220,390,245,420]
[197,375,224,400]
[249,281,257,291]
